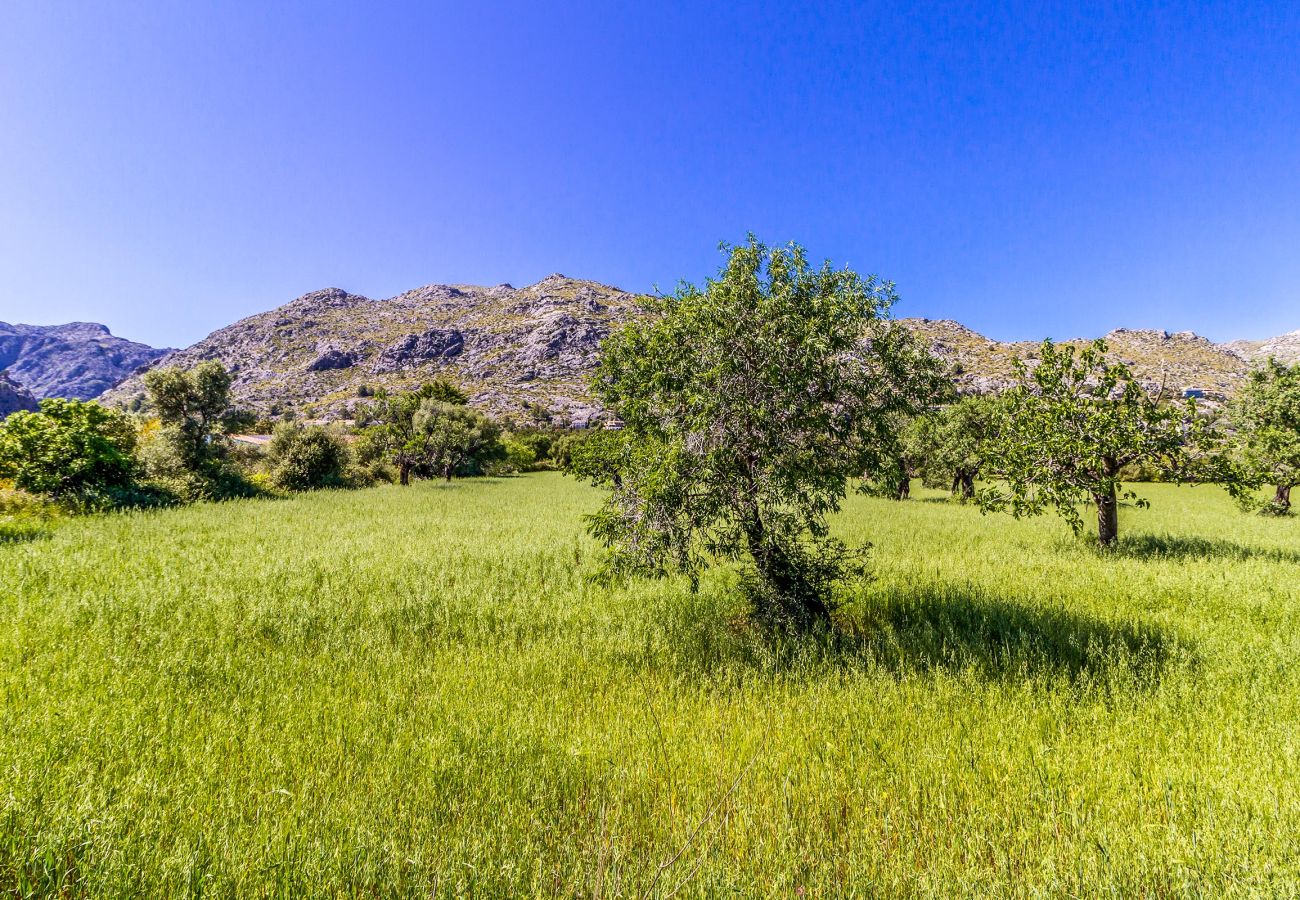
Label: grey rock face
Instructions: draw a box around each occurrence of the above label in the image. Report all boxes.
[372,328,465,373]
[0,370,38,417]
[306,347,357,372]
[0,321,169,400]
[101,277,643,423]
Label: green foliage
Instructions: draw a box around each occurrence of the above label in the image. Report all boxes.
[908,394,999,500]
[0,399,137,505]
[140,361,256,501]
[412,401,504,480]
[1226,357,1300,514]
[2,476,1299,895]
[267,425,351,491]
[580,237,946,629]
[979,339,1215,546]
[357,383,501,484]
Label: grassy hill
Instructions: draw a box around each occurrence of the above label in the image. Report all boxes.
[3,474,1299,895]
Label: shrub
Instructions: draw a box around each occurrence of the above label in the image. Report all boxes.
[266,425,351,491]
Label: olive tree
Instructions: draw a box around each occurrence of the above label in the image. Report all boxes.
[979,339,1207,547]
[577,237,945,630]
[1227,358,1300,514]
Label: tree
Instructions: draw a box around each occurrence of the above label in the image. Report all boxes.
[0,399,137,502]
[577,237,946,630]
[142,361,237,471]
[979,339,1208,547]
[1226,358,1300,514]
[267,425,351,490]
[909,395,998,500]
[413,401,503,480]
[356,382,499,484]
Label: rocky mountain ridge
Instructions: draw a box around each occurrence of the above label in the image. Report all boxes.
[104,275,642,426]
[0,321,170,400]
[901,318,1258,396]
[84,277,1300,421]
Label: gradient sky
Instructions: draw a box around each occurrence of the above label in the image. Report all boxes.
[2,1,1298,348]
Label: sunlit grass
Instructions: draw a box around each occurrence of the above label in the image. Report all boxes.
[2,474,1299,896]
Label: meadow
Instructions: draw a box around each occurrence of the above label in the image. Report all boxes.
[2,473,1299,897]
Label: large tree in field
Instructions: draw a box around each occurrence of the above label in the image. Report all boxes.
[357,381,501,483]
[578,237,945,630]
[979,339,1206,547]
[1227,358,1300,514]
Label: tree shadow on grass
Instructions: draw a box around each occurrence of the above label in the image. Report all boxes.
[658,582,1192,690]
[0,523,50,545]
[1106,533,1300,564]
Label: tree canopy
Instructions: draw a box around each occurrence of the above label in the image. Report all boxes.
[979,339,1210,547]
[1226,357,1300,513]
[577,237,946,629]
[0,399,138,503]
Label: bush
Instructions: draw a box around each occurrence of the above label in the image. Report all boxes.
[267,425,351,491]
[0,399,138,507]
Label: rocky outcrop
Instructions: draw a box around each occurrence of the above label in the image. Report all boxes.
[0,321,169,400]
[372,328,465,373]
[1224,330,1300,365]
[0,371,38,417]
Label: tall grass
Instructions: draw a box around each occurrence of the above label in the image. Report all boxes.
[2,475,1299,896]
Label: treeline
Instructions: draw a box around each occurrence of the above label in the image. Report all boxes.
[569,236,1300,631]
[0,361,582,535]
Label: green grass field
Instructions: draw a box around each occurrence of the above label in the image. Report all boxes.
[3,474,1299,897]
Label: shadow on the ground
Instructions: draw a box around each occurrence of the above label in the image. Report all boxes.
[656,582,1191,689]
[0,524,50,545]
[1107,533,1300,564]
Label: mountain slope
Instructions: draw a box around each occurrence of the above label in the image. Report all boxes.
[0,371,38,417]
[100,276,1293,421]
[0,322,170,400]
[900,319,1250,395]
[1223,330,1300,365]
[105,276,643,425]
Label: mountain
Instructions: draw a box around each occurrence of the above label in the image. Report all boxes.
[99,275,1296,422]
[902,319,1250,395]
[0,370,38,417]
[1222,330,1300,365]
[104,276,642,426]
[0,322,170,401]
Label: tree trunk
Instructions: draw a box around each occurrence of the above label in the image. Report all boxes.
[443,466,453,482]
[1274,483,1292,512]
[1094,484,1119,547]
[742,514,830,629]
[894,476,910,501]
[957,471,975,502]
[398,462,411,486]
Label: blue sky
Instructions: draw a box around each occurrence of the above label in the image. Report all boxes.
[2,1,1298,348]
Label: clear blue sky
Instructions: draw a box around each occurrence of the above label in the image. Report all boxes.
[2,1,1298,348]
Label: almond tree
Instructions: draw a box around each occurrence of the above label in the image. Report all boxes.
[577,237,945,630]
[979,339,1209,547]
[1227,357,1300,513]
